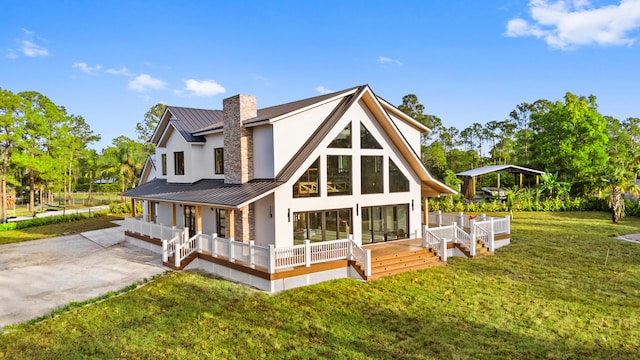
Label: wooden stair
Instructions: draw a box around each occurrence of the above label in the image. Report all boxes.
[456,240,493,259]
[362,247,446,281]
[164,251,199,270]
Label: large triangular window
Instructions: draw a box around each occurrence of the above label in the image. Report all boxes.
[360,123,382,149]
[389,159,409,193]
[328,122,351,148]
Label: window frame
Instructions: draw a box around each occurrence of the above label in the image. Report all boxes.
[214,148,224,174]
[174,151,185,175]
[161,154,167,176]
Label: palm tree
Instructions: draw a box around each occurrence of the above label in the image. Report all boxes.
[599,164,640,223]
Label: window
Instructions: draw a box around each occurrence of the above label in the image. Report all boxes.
[216,209,226,237]
[389,159,409,192]
[184,205,196,237]
[293,157,320,198]
[361,156,383,194]
[174,151,185,175]
[328,122,351,148]
[361,204,409,243]
[327,155,352,196]
[214,148,224,174]
[161,154,167,176]
[360,123,382,149]
[293,208,352,244]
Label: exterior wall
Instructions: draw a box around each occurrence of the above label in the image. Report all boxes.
[272,98,343,176]
[252,125,274,179]
[254,193,275,246]
[272,99,424,248]
[156,202,174,227]
[200,206,217,235]
[164,131,195,183]
[202,133,224,180]
[388,112,423,156]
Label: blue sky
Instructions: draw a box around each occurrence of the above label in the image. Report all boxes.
[2,0,640,151]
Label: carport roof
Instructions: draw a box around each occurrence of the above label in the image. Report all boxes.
[456,165,544,178]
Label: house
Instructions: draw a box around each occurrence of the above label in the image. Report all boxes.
[124,85,510,292]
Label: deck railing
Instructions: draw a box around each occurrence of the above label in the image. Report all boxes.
[422,225,449,262]
[124,216,369,274]
[428,211,510,235]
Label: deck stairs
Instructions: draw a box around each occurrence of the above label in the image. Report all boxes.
[358,247,445,281]
[455,239,493,259]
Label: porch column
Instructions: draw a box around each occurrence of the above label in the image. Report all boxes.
[149,201,155,223]
[423,197,428,228]
[227,209,235,240]
[171,203,177,227]
[131,198,136,217]
[195,205,202,234]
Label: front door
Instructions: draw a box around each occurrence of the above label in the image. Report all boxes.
[184,205,196,237]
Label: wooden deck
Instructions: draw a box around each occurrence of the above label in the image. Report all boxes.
[363,238,424,257]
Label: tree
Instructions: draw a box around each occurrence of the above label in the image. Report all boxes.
[599,164,640,223]
[136,103,167,142]
[99,136,146,198]
[398,94,441,145]
[0,88,26,220]
[529,93,608,195]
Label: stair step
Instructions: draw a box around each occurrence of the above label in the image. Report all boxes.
[371,256,441,272]
[367,261,445,281]
[372,248,435,262]
[372,252,438,267]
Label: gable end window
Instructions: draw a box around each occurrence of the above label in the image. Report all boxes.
[214,148,224,174]
[328,122,352,148]
[361,156,383,194]
[174,151,185,175]
[327,155,352,196]
[389,159,409,192]
[294,157,320,198]
[360,123,383,149]
[161,154,167,176]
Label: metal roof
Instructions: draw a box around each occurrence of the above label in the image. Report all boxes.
[166,107,223,142]
[123,178,284,208]
[456,165,545,177]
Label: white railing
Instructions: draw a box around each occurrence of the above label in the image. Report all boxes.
[124,215,181,241]
[272,238,351,270]
[428,212,510,234]
[349,235,371,277]
[422,225,449,262]
[454,224,475,256]
[473,221,494,252]
[175,232,198,267]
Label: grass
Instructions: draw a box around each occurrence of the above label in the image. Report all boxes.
[1,211,639,359]
[0,214,123,245]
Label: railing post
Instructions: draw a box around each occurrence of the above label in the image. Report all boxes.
[364,249,372,276]
[196,231,202,252]
[348,234,354,260]
[422,225,428,248]
[212,233,218,256]
[249,240,255,268]
[183,228,189,244]
[437,210,442,227]
[451,222,457,243]
[480,213,486,222]
[470,219,476,236]
[268,245,276,273]
[470,233,476,257]
[174,241,180,268]
[304,239,311,267]
[441,238,448,262]
[162,239,168,263]
[229,238,235,262]
[458,212,464,227]
[489,218,495,252]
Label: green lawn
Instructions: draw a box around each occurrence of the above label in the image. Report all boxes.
[1,211,639,359]
[0,214,123,245]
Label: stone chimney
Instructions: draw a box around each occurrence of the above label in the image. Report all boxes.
[223,94,256,184]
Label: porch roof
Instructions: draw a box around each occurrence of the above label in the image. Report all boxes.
[123,178,284,208]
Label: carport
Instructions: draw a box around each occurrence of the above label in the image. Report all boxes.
[456,165,544,201]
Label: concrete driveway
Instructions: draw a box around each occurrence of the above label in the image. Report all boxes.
[0,222,166,329]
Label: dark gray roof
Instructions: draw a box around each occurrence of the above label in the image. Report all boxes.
[456,165,544,177]
[167,106,223,142]
[124,178,283,208]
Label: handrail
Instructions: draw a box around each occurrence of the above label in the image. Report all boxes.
[349,236,371,276]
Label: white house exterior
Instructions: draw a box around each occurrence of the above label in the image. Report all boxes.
[123,85,509,291]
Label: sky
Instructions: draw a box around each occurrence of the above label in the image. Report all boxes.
[2,0,640,151]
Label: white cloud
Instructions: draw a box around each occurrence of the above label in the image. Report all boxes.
[378,56,404,66]
[72,62,102,74]
[21,40,49,57]
[5,50,18,59]
[255,75,272,86]
[106,67,134,76]
[128,74,167,92]
[506,0,640,49]
[315,86,333,94]
[181,79,226,97]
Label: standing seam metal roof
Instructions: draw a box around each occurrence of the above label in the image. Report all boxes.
[456,165,545,177]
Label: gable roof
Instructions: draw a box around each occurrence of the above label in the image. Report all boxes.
[151,107,223,144]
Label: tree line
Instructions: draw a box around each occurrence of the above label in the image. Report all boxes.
[399,92,640,221]
[0,87,165,221]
